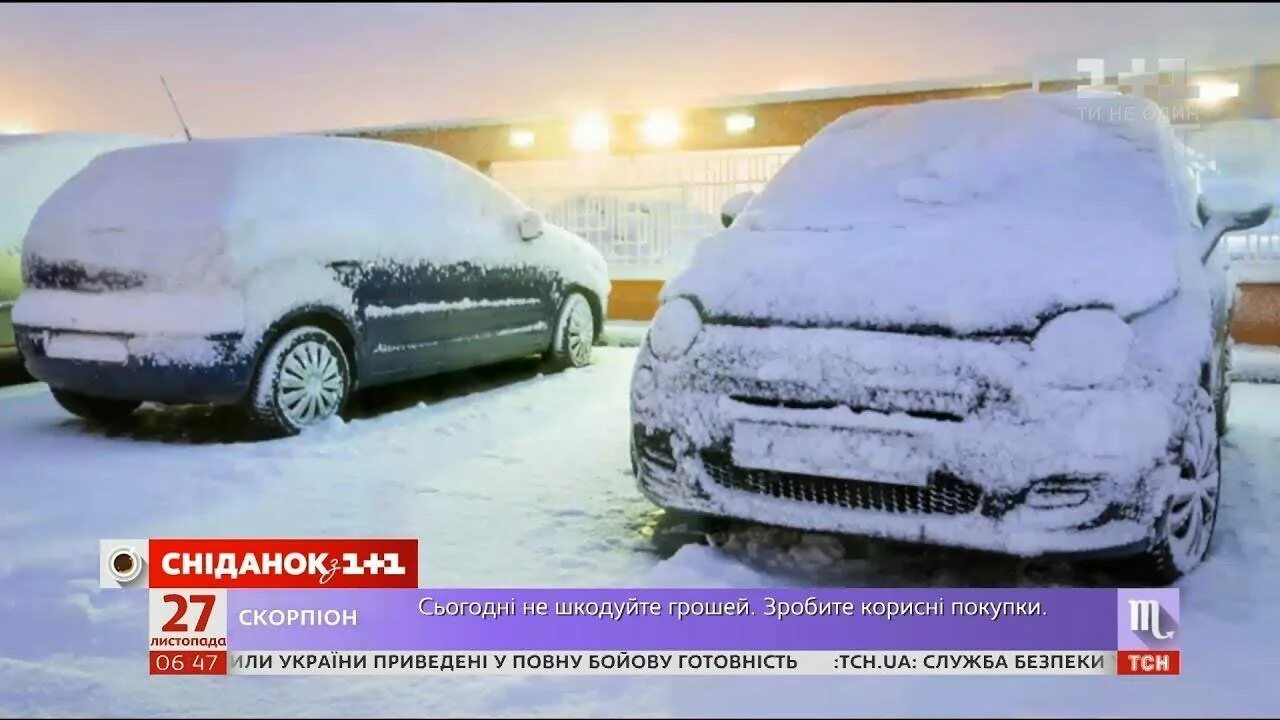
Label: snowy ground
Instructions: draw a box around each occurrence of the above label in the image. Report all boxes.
[0,346,1278,717]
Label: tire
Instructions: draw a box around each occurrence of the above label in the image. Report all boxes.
[545,292,596,370]
[248,326,351,437]
[1127,387,1221,585]
[50,388,140,424]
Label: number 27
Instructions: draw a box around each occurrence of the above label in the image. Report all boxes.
[162,593,216,632]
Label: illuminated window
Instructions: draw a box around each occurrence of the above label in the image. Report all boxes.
[640,111,682,148]
[725,113,756,134]
[508,128,535,149]
[1195,82,1240,105]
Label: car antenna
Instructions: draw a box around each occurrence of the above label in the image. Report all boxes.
[160,76,194,141]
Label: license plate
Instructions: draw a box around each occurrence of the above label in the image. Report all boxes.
[44,334,129,364]
[731,420,933,487]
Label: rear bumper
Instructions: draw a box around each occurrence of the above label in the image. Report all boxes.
[16,327,254,405]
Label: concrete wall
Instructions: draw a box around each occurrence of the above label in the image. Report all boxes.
[609,280,665,322]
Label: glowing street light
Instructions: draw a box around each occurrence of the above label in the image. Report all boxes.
[508,128,535,149]
[725,113,756,135]
[570,112,610,152]
[640,110,682,148]
[1195,82,1240,105]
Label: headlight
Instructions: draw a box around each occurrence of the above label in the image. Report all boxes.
[649,297,703,360]
[1031,309,1133,388]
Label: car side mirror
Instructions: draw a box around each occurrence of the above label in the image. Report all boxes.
[1196,196,1273,263]
[518,211,545,242]
[720,191,756,228]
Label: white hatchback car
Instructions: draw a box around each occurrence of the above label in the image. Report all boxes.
[630,91,1269,583]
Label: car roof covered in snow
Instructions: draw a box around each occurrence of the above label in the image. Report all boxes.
[739,89,1201,234]
[22,135,587,293]
[29,135,526,233]
[41,134,501,209]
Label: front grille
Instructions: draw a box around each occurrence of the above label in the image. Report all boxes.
[702,451,982,516]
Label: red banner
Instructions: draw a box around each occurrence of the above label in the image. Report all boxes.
[147,538,419,589]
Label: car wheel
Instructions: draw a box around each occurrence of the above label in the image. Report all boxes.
[249,326,351,437]
[1129,387,1221,585]
[50,387,140,424]
[546,292,595,370]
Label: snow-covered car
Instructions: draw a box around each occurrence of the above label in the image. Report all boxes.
[14,136,610,435]
[1,133,164,352]
[630,90,1270,583]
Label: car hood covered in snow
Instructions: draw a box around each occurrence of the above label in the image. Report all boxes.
[664,91,1203,335]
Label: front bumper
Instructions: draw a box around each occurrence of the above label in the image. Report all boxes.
[16,327,255,405]
[630,325,1181,558]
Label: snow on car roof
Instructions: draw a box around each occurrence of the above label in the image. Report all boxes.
[740,89,1200,234]
[24,135,533,281]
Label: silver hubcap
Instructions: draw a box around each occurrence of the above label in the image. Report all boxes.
[277,341,344,428]
[565,296,593,366]
[1168,390,1219,566]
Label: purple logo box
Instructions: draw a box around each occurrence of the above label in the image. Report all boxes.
[1116,588,1180,651]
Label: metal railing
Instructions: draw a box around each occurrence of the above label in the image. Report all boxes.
[1226,230,1280,261]
[493,148,799,278]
